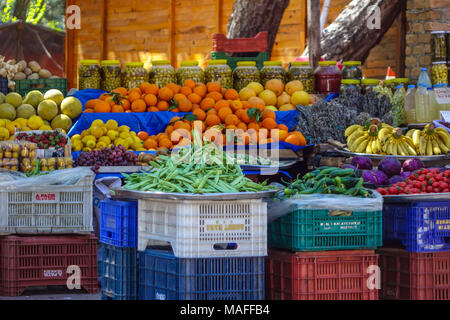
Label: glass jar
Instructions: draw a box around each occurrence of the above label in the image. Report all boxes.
[101,60,122,92]
[288,61,314,93]
[342,61,363,80]
[431,31,447,62]
[432,61,448,85]
[361,79,381,94]
[314,61,342,95]
[122,62,147,90]
[383,79,396,93]
[78,60,101,90]
[204,60,233,88]
[340,79,361,94]
[233,61,261,92]
[176,60,204,85]
[149,60,176,88]
[260,61,286,85]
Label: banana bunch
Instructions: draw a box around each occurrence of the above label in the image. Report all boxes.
[379,127,417,156]
[346,124,383,154]
[407,124,450,156]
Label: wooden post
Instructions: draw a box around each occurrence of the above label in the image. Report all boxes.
[396,0,407,78]
[169,0,176,66]
[216,0,223,34]
[99,0,108,61]
[307,0,321,69]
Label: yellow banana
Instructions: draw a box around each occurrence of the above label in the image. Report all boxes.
[419,135,427,155]
[397,141,407,156]
[345,125,363,137]
[436,131,450,149]
[431,138,442,155]
[435,136,449,154]
[412,130,421,147]
[426,139,433,156]
[378,127,394,143]
[347,130,366,150]
[365,139,373,154]
[435,127,449,135]
[371,139,379,154]
[406,129,416,139]
[402,138,417,156]
[356,138,370,153]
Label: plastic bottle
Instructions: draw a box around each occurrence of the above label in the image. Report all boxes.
[405,85,416,124]
[418,67,432,88]
[415,84,430,123]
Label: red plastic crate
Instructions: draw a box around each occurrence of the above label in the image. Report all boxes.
[212,32,268,53]
[0,235,98,296]
[378,248,450,300]
[266,249,379,300]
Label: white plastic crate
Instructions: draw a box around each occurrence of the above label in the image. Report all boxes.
[138,198,267,258]
[0,175,94,234]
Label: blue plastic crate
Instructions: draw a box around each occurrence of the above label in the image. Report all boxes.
[100,244,137,300]
[138,248,265,300]
[383,201,450,252]
[100,199,137,248]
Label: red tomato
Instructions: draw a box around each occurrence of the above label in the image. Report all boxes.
[388,187,398,195]
[436,174,444,181]
[418,175,425,182]
[427,186,434,193]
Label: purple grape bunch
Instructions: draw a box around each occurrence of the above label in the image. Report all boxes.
[75,145,138,173]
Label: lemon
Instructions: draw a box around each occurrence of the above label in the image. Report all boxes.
[39,125,53,130]
[131,142,143,150]
[107,130,119,141]
[0,127,10,140]
[130,131,137,137]
[118,125,130,133]
[115,138,129,149]
[98,136,111,145]
[21,126,31,131]
[72,141,83,151]
[126,137,134,146]
[28,115,44,130]
[6,123,17,135]
[86,140,96,149]
[0,119,6,127]
[102,127,108,135]
[105,120,118,131]
[96,142,107,149]
[120,131,130,139]
[82,135,96,145]
[71,134,82,141]
[83,147,92,152]
[291,91,310,106]
[91,126,104,139]
[16,118,28,127]
[91,119,105,127]
[132,136,142,144]
[81,130,89,138]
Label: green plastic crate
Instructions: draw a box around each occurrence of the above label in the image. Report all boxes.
[211,51,269,71]
[14,78,68,97]
[268,207,383,252]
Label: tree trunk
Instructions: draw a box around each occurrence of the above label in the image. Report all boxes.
[303,0,403,63]
[307,0,322,70]
[13,0,31,21]
[227,0,290,55]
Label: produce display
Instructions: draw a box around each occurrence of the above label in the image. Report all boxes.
[407,124,450,156]
[74,145,138,173]
[101,60,122,92]
[282,166,371,198]
[0,141,36,172]
[0,56,58,91]
[16,131,68,150]
[0,90,82,140]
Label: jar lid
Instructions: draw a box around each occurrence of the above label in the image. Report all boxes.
[125,62,144,67]
[152,60,171,66]
[343,61,362,66]
[291,61,309,66]
[341,79,361,84]
[393,78,409,83]
[408,85,416,88]
[383,79,395,84]
[237,61,256,67]
[361,79,381,85]
[396,85,403,89]
[432,61,447,64]
[180,60,199,67]
[80,60,99,65]
[208,59,228,66]
[263,61,282,67]
[101,60,120,66]
[318,61,337,66]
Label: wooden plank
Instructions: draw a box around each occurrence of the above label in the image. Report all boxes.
[99,0,107,60]
[307,0,321,68]
[396,0,407,78]
[169,0,176,66]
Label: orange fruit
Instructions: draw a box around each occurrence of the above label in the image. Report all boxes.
[218,107,233,122]
[248,97,265,111]
[192,120,206,133]
[248,122,260,131]
[278,129,289,141]
[137,131,149,141]
[147,106,160,112]
[237,122,247,131]
[205,114,221,127]
[193,84,207,98]
[128,91,142,103]
[239,109,251,124]
[144,94,157,107]
[173,120,185,130]
[178,98,193,112]
[157,100,169,111]
[84,109,94,113]
[179,122,192,132]
[140,82,158,95]
[166,83,181,94]
[207,91,223,102]
[158,138,172,149]
[188,93,202,104]
[85,99,99,109]
[184,79,196,89]
[230,100,243,112]
[131,99,147,112]
[214,99,230,112]
[200,97,215,110]
[120,99,131,111]
[172,108,180,112]
[226,125,237,131]
[261,118,278,130]
[111,105,124,113]
[206,109,217,116]
[113,87,128,96]
[192,108,206,121]
[158,87,174,101]
[224,89,239,100]
[173,93,187,103]
[277,124,288,131]
[285,134,302,146]
[99,93,108,100]
[180,86,193,96]
[94,100,111,113]
[225,114,240,126]
[242,101,251,109]
[165,125,175,137]
[207,82,221,93]
[144,138,158,150]
[290,131,307,146]
[104,96,116,106]
[262,109,276,121]
[128,87,142,97]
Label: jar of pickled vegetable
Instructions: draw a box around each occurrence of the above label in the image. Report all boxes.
[205,60,233,88]
[233,61,261,92]
[342,61,363,80]
[431,31,447,62]
[383,79,396,93]
[432,61,448,85]
[101,60,122,92]
[78,60,101,90]
[176,60,204,85]
[314,61,342,95]
[340,79,361,94]
[149,60,176,88]
[122,62,147,90]
[287,61,314,93]
[361,79,380,94]
[260,61,286,85]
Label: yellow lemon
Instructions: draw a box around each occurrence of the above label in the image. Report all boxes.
[81,130,89,138]
[119,131,130,139]
[107,130,119,141]
[131,142,143,150]
[86,140,96,149]
[0,127,10,140]
[72,141,83,151]
[91,119,104,127]
[102,127,108,135]
[27,115,44,130]
[82,147,92,152]
[105,120,118,131]
[118,125,130,133]
[291,91,310,106]
[96,141,107,149]
[82,135,96,145]
[98,136,111,145]
[71,134,82,141]
[16,118,28,127]
[0,119,6,127]
[39,125,53,130]
[91,126,104,139]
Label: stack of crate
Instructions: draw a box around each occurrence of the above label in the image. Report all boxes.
[211,32,269,71]
[0,172,98,297]
[379,199,450,300]
[266,199,383,300]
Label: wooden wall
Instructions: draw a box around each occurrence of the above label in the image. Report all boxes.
[66,0,404,88]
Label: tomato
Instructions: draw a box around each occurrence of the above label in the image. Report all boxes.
[430,168,440,175]
[418,175,425,182]
[444,177,449,183]
[434,188,441,193]
[413,181,422,189]
[432,182,440,188]
[376,188,386,195]
[444,170,450,178]
[440,182,448,190]
[443,189,449,193]
[398,182,407,188]
[388,187,398,195]
[427,186,434,193]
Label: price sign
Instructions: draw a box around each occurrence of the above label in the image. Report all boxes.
[435,87,450,105]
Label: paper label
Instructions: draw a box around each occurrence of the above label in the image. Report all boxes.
[204,219,246,232]
[440,111,450,122]
[435,87,450,105]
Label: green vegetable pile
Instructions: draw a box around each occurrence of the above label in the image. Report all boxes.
[283,167,372,198]
[122,132,275,194]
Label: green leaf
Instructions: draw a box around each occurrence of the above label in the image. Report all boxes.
[185,114,198,122]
